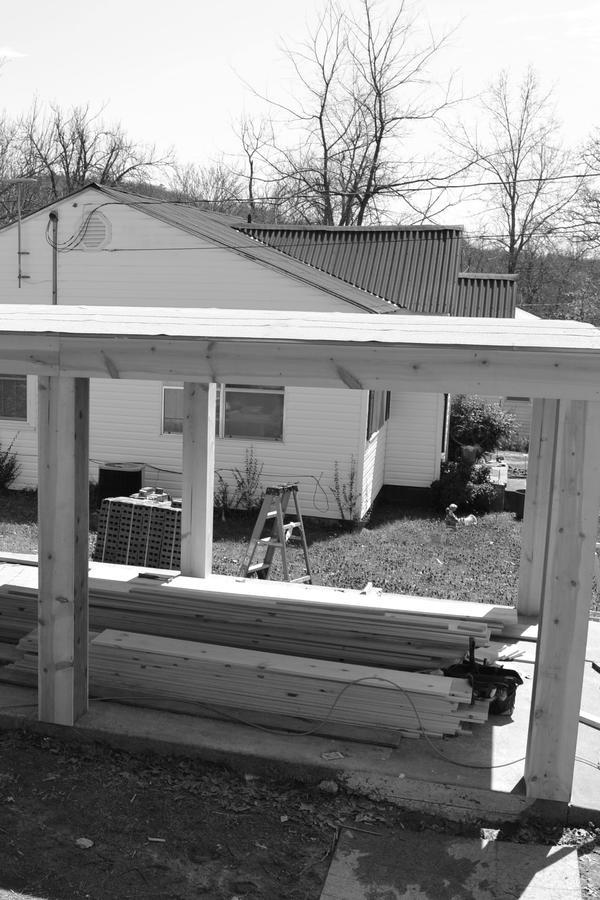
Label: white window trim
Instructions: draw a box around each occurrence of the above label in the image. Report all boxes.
[0,374,36,427]
[222,384,285,442]
[366,389,391,441]
[160,383,286,441]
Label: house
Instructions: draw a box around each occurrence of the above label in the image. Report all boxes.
[0,183,517,518]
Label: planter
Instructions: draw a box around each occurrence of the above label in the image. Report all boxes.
[513,488,526,520]
[488,483,505,512]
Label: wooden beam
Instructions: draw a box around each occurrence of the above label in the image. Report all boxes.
[2,338,598,399]
[517,399,559,616]
[525,400,600,802]
[180,382,216,577]
[37,376,89,725]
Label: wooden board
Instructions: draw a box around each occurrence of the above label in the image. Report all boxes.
[3,627,487,742]
[0,563,514,672]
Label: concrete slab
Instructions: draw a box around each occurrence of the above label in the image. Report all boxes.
[320,828,581,900]
[0,622,599,827]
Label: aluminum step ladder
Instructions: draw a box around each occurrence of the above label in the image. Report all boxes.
[238,483,312,583]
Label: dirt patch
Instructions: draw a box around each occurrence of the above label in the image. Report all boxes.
[0,729,599,900]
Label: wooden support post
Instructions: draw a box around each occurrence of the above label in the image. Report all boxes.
[517,399,559,616]
[181,382,216,577]
[525,399,600,801]
[37,376,89,726]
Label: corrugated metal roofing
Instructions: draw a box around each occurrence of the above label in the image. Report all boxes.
[89,185,396,315]
[9,183,517,318]
[456,274,517,317]
[239,224,464,315]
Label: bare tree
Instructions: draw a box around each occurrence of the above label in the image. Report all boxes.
[238,0,461,225]
[0,102,173,225]
[168,160,245,214]
[565,130,600,250]
[19,103,172,197]
[451,69,580,273]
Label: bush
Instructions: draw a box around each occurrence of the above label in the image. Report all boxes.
[0,437,20,490]
[430,460,502,514]
[449,395,516,460]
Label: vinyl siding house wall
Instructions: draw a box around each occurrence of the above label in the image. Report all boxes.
[0,184,451,520]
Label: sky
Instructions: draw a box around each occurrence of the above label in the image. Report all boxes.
[1,0,599,206]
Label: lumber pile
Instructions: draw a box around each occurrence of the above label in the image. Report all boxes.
[0,562,516,671]
[4,628,490,742]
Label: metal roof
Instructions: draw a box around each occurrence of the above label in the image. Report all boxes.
[239,224,464,315]
[456,273,517,317]
[89,186,396,315]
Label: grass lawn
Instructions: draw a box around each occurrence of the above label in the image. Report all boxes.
[4,487,598,612]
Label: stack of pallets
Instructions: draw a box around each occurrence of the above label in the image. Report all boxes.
[93,498,181,569]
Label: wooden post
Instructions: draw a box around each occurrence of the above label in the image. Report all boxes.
[525,399,600,801]
[37,376,89,725]
[517,399,559,616]
[181,382,216,577]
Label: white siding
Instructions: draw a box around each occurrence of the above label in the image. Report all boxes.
[383,392,444,487]
[0,188,446,514]
[502,397,532,439]
[0,189,358,313]
[0,375,38,490]
[480,395,532,441]
[40,380,361,520]
[361,416,387,516]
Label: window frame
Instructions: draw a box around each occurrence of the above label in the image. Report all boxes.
[161,383,285,441]
[366,389,391,440]
[0,374,34,425]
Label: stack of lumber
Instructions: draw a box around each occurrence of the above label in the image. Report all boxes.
[0,563,517,671]
[93,498,181,568]
[4,628,490,742]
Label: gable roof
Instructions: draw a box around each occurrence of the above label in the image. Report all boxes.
[2,183,517,317]
[73,185,397,315]
[237,222,518,318]
[238,223,463,315]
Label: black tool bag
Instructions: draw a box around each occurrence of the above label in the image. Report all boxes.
[443,639,523,717]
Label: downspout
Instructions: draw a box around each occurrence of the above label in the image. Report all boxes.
[48,211,58,304]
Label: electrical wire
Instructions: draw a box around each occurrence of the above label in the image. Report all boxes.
[89,458,332,513]
[0,676,535,772]
[41,195,600,256]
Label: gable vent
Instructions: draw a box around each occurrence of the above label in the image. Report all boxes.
[79,209,111,250]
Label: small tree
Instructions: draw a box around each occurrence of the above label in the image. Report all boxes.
[0,437,21,489]
[449,395,516,460]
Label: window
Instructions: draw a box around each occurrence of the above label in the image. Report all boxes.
[162,384,284,441]
[0,375,27,420]
[162,385,184,433]
[367,390,391,439]
[223,385,284,440]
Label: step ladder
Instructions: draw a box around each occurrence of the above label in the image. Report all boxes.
[238,483,312,584]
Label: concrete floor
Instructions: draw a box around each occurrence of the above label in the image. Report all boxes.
[0,621,598,826]
[319,828,582,900]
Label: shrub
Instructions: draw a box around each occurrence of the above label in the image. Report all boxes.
[330,457,362,523]
[431,460,502,514]
[230,447,264,512]
[449,395,516,460]
[0,437,20,490]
